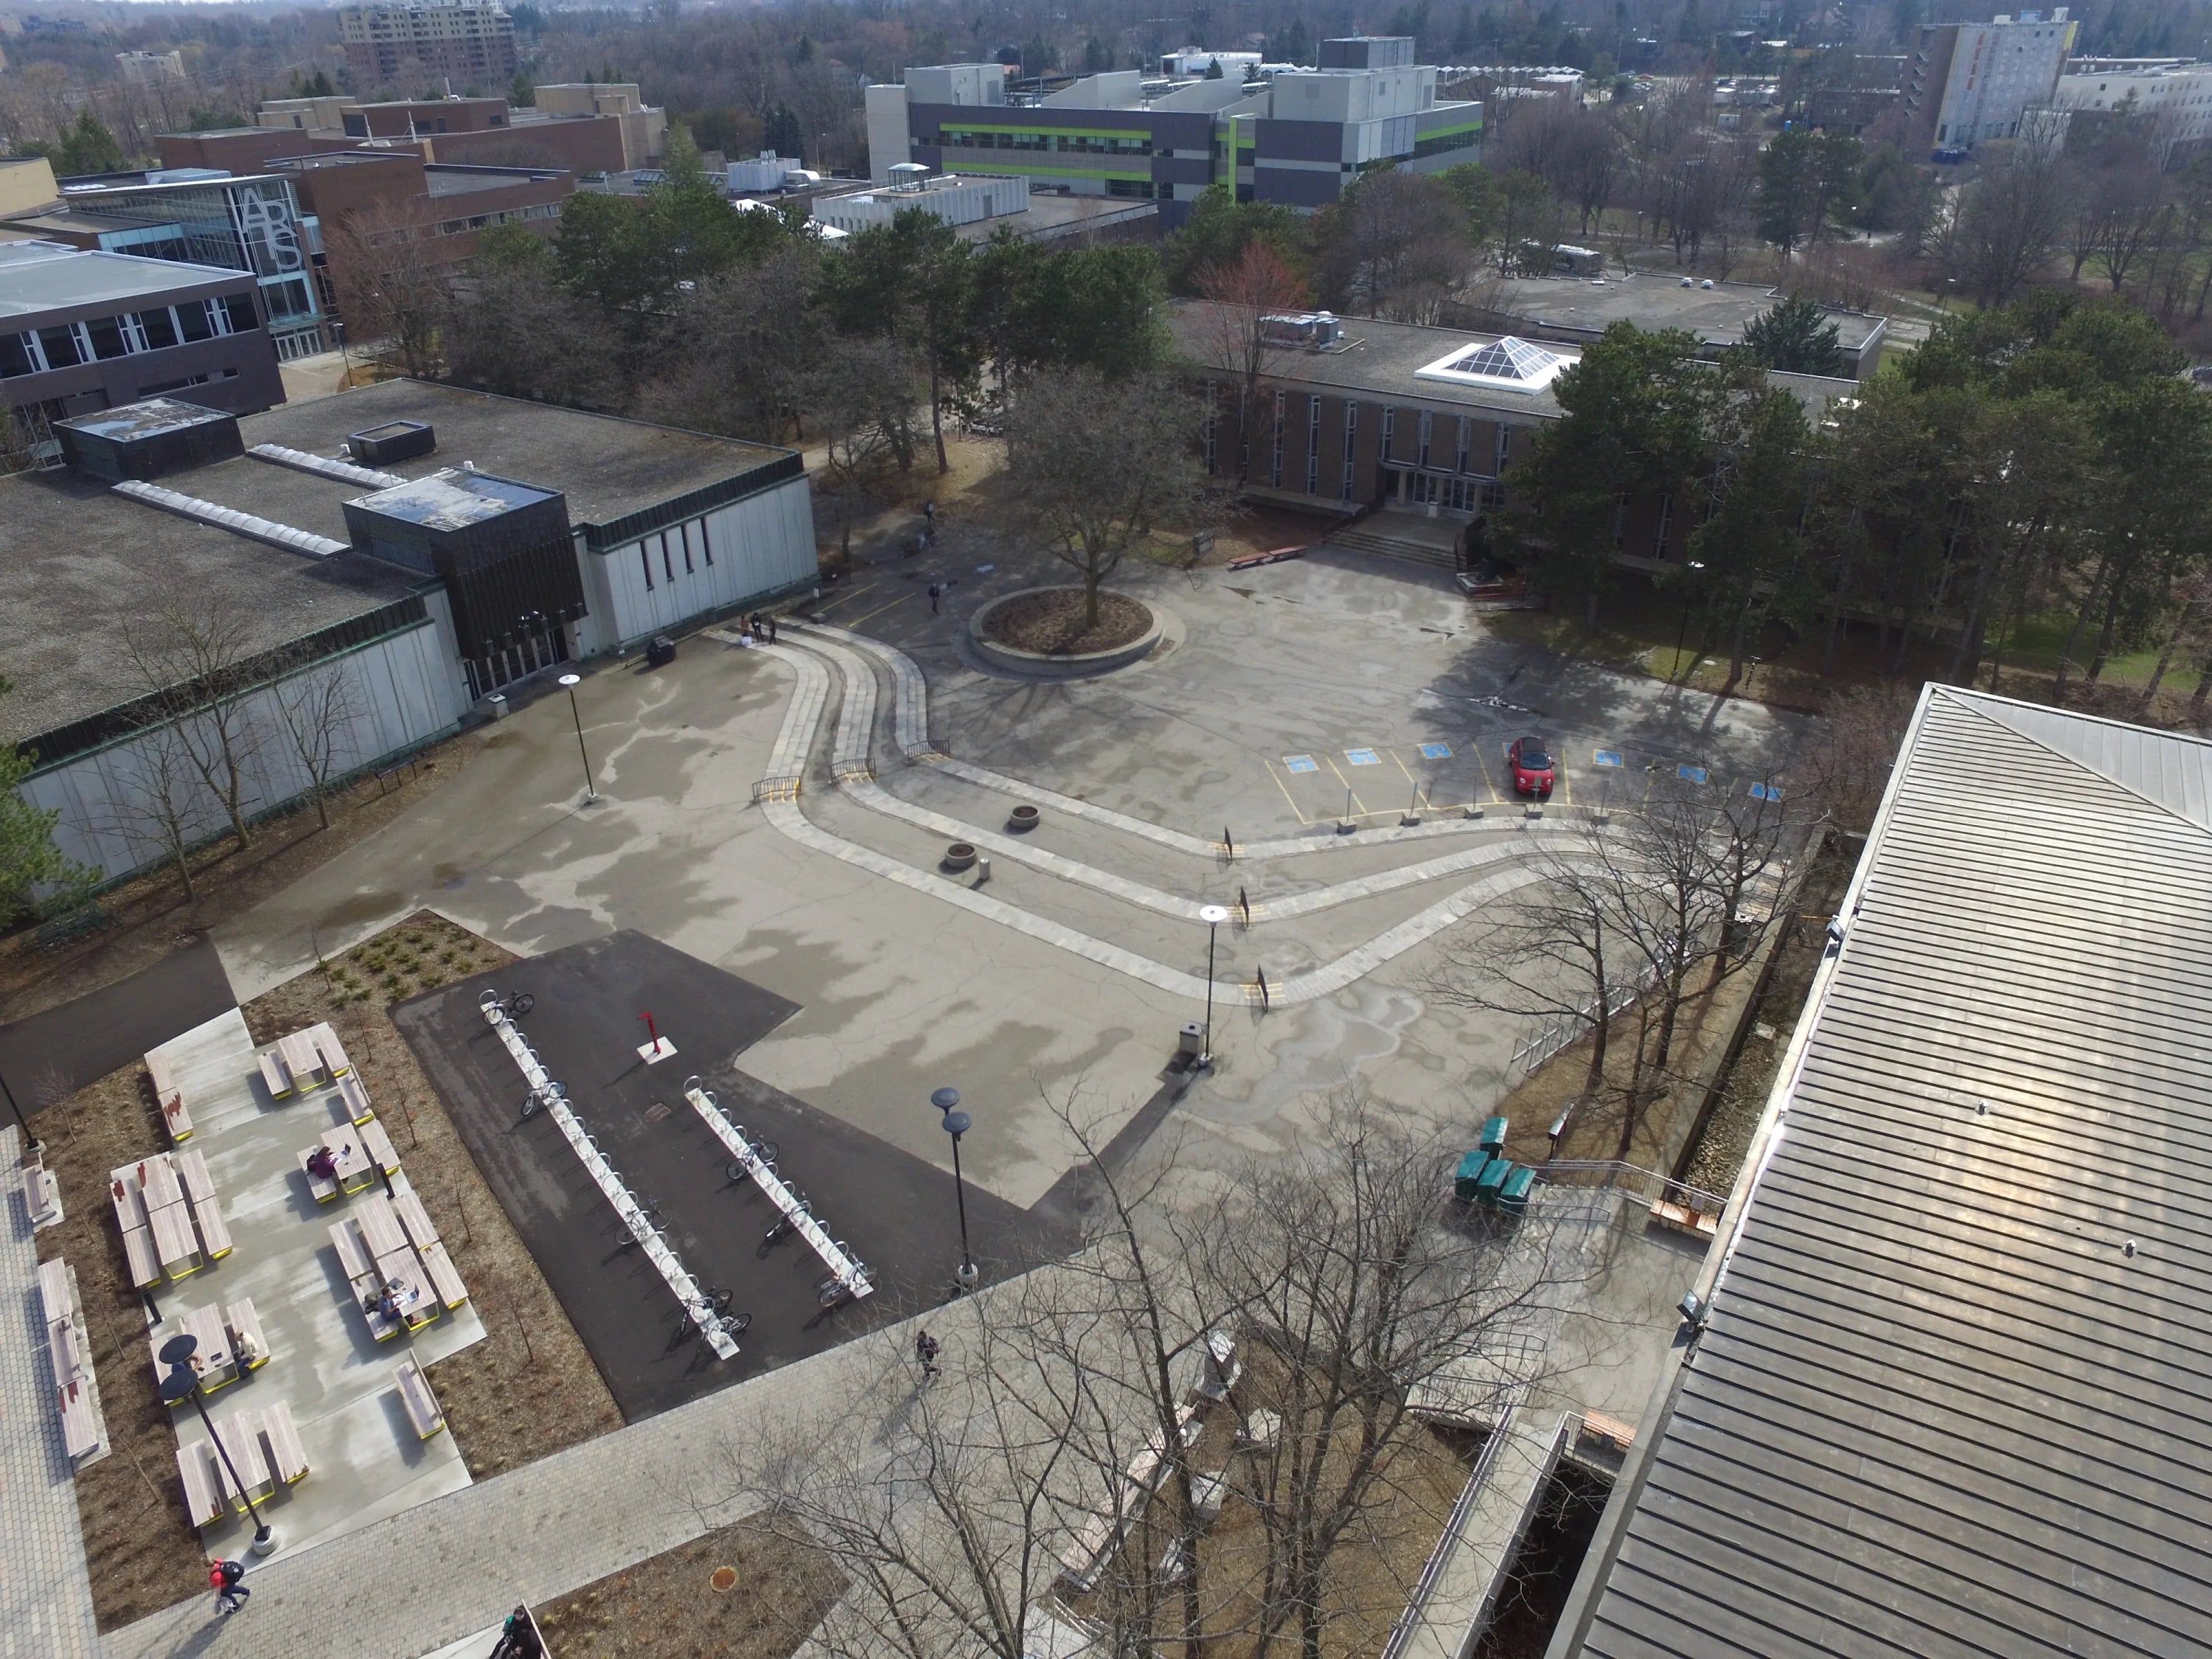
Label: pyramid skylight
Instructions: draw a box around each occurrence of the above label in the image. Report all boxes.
[1414,335,1568,394]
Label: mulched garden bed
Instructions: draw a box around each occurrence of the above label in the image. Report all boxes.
[981,588,1152,656]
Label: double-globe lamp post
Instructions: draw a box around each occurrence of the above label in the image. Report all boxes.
[931,1087,980,1293]
[557,672,599,804]
[159,1335,276,1555]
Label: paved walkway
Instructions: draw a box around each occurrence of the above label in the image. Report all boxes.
[0,1125,102,1659]
[100,1280,975,1659]
[751,643,1594,1006]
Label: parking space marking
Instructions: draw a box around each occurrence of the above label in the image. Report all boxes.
[1282,754,1320,773]
[1419,742,1453,759]
[1268,761,1318,824]
[1749,781,1783,801]
[1324,754,1367,815]
[810,580,881,617]
[842,590,911,629]
[1678,764,1710,784]
[1594,749,1623,768]
[1470,744,1503,804]
[1345,748,1382,766]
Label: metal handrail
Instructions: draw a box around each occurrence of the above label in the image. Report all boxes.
[1536,1159,1728,1216]
[1380,1399,1521,1659]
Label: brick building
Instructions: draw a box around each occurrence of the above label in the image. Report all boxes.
[338,0,518,94]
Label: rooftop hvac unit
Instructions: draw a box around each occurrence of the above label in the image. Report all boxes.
[347,420,437,467]
[55,397,242,482]
[1259,311,1342,348]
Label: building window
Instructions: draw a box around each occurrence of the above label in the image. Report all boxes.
[679,522,694,573]
[1495,424,1513,474]
[1380,406,1395,468]
[1481,480,1506,509]
[661,533,675,582]
[84,316,130,360]
[1416,410,1432,470]
[1270,390,1284,488]
[640,544,654,590]
[698,519,713,565]
[1,334,36,378]
[1203,379,1218,476]
[175,300,215,343]
[1306,394,1321,495]
[1341,403,1357,503]
[1653,494,1674,557]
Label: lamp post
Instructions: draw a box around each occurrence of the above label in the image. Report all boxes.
[1198,903,1230,1067]
[331,319,350,386]
[556,673,599,804]
[931,1087,979,1292]
[159,1338,276,1555]
[1671,560,1706,684]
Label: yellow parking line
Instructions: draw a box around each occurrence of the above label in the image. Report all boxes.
[1325,755,1367,816]
[1267,762,1316,826]
[1470,745,1503,804]
[810,580,881,617]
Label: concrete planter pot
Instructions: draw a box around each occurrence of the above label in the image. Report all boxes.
[1008,804,1040,832]
[943,842,978,872]
[968,588,1164,679]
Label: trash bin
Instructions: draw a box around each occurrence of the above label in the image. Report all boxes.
[1178,1022,1206,1057]
[1453,1150,1491,1202]
[486,693,508,720]
[1478,1114,1509,1155]
[646,634,678,668]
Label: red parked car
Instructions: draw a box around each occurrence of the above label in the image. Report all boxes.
[1506,737,1556,796]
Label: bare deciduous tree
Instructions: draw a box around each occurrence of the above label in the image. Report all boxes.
[124,597,267,852]
[1003,369,1208,628]
[321,200,451,380]
[270,650,362,831]
[807,335,924,557]
[1194,242,1310,487]
[108,720,207,903]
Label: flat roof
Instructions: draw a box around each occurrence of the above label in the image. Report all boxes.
[0,380,794,745]
[355,467,555,529]
[0,240,246,319]
[1488,271,1887,349]
[0,207,175,234]
[1566,685,2212,1658]
[424,166,559,195]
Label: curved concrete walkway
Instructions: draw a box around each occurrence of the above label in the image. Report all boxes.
[749,643,1587,1006]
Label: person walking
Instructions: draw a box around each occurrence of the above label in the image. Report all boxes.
[922,500,936,526]
[915,1329,942,1379]
[928,583,941,615]
[766,613,779,644]
[209,1556,249,1614]
[491,1604,543,1658]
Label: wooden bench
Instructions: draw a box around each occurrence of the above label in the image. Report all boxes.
[226,1299,271,1371]
[392,1189,439,1251]
[174,1147,215,1204]
[418,1239,468,1310]
[147,1203,202,1279]
[145,1050,191,1141]
[1578,1411,1638,1453]
[109,1175,150,1234]
[37,1258,76,1327]
[190,1196,232,1262]
[121,1224,161,1289]
[395,1358,445,1439]
[279,1028,325,1090]
[259,1049,293,1100]
[211,1411,274,1510]
[175,1439,225,1528]
[261,1399,309,1484]
[338,1073,373,1125]
[59,1375,107,1464]
[24,1161,61,1228]
[157,1091,192,1144]
[361,1114,400,1176]
[297,1149,341,1205]
[49,1315,90,1388]
[331,1221,400,1342]
[310,1022,352,1077]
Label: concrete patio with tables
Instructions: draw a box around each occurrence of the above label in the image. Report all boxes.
[135,1008,485,1563]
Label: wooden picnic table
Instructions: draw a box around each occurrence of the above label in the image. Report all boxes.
[209,1411,274,1509]
[338,1073,373,1125]
[373,1248,437,1329]
[278,1029,325,1089]
[173,1147,217,1207]
[357,1192,408,1259]
[137,1155,184,1211]
[147,1203,202,1280]
[314,1131,374,1192]
[122,1225,161,1288]
[392,1189,439,1251]
[310,1022,352,1077]
[150,1303,234,1391]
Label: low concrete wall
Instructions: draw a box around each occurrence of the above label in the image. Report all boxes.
[968,588,1164,679]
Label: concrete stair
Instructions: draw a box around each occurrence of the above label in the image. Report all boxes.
[1322,523,1461,571]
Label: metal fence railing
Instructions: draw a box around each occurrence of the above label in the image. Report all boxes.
[1380,1398,1522,1659]
[1535,1159,1728,1217]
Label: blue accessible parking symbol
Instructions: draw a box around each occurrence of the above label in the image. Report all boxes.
[1748,781,1784,801]
[1418,742,1453,759]
[1282,755,1320,773]
[1345,748,1382,766]
[1593,750,1624,768]
[1677,763,1710,784]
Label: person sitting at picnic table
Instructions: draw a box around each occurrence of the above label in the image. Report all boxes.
[306,1146,338,1183]
[235,1328,265,1368]
[374,1284,405,1322]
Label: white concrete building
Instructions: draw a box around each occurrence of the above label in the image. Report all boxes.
[116,49,185,85]
[1902,8,2078,154]
[2053,58,2212,156]
[811,170,1029,232]
[4,380,817,885]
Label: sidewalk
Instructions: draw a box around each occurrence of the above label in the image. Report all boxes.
[99,1287,945,1659]
[0,1125,101,1659]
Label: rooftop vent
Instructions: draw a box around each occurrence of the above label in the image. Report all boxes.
[347,420,437,467]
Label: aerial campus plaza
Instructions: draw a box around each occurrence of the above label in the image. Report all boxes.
[4,529,1806,1659]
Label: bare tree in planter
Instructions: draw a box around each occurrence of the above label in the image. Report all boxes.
[270,651,363,832]
[124,597,266,852]
[108,720,208,904]
[1003,369,1208,630]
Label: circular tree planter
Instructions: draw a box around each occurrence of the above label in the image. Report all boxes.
[970,588,1164,679]
[711,1566,739,1593]
[943,842,978,872]
[1008,804,1041,832]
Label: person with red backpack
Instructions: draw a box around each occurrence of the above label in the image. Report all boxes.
[209,1556,249,1614]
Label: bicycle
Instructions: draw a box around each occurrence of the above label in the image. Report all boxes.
[672,1287,745,1345]
[726,1139,777,1183]
[518,1081,565,1121]
[481,989,535,1021]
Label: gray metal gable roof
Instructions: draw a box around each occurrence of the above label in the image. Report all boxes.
[1575,690,2212,1659]
[1961,686,2212,833]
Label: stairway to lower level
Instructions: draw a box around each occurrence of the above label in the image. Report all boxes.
[1321,515,1464,571]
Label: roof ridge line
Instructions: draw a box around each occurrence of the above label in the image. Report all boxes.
[1933,686,2212,837]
